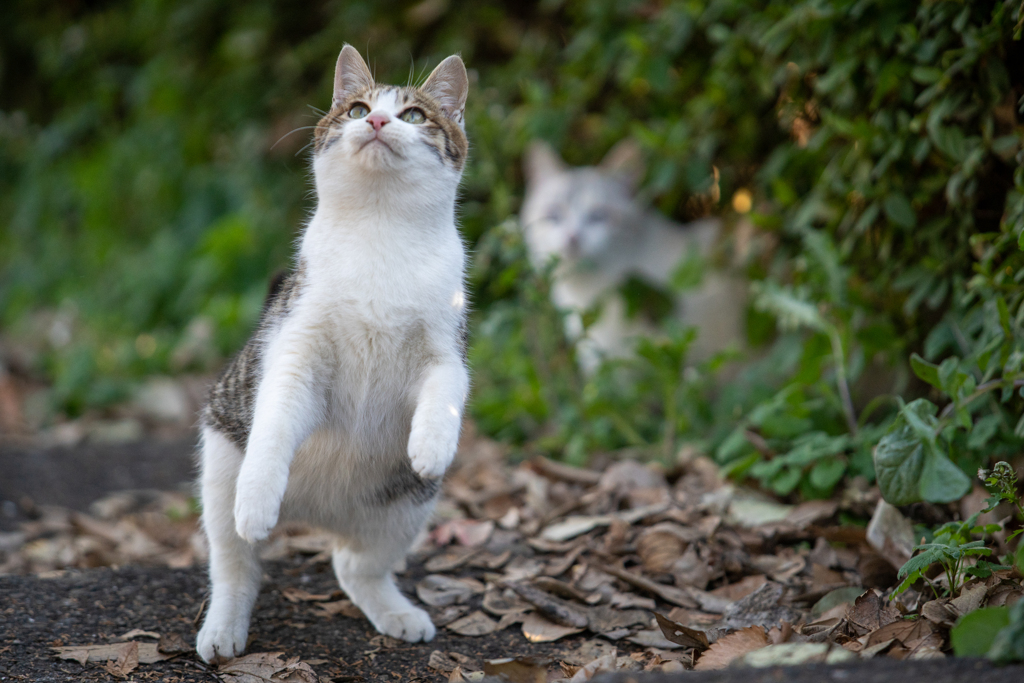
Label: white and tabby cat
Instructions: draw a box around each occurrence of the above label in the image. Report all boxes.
[521,141,746,371]
[195,46,470,663]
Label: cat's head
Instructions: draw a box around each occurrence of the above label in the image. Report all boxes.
[520,140,644,271]
[313,45,468,190]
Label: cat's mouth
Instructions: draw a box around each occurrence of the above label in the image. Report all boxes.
[359,137,396,155]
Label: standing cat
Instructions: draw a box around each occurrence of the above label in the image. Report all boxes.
[195,45,470,663]
[521,141,746,371]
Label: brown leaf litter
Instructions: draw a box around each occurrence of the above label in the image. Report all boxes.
[12,426,1024,678]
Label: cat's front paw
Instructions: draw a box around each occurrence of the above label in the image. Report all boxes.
[407,423,457,479]
[233,489,280,543]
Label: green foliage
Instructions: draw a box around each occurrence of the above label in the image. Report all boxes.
[980,461,1024,546]
[894,459,1023,604]
[893,512,998,598]
[951,606,1011,657]
[875,398,972,505]
[951,600,1024,664]
[2,0,1023,500]
[989,598,1024,664]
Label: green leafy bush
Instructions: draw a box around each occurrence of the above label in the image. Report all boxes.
[2,0,1022,507]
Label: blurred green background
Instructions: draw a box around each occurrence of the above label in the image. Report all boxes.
[2,0,1023,501]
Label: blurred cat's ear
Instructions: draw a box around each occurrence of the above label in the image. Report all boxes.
[600,139,645,193]
[524,141,566,186]
[333,45,375,107]
[422,56,469,129]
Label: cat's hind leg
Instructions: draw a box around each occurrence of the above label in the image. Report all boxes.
[331,505,435,643]
[196,427,262,663]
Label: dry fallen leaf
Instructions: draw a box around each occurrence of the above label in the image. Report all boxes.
[432,518,495,547]
[53,641,173,666]
[446,610,500,636]
[723,581,800,629]
[482,588,531,616]
[483,656,549,683]
[433,605,471,627]
[102,641,139,679]
[428,650,461,674]
[567,650,617,682]
[539,503,669,542]
[950,583,988,617]
[312,599,364,619]
[115,628,160,641]
[654,612,709,650]
[281,587,337,603]
[416,574,485,607]
[157,632,191,655]
[509,582,589,628]
[846,590,900,633]
[694,626,770,670]
[626,629,683,650]
[218,652,319,683]
[738,642,856,668]
[521,613,584,643]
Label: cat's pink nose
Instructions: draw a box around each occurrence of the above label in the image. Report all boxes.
[367,112,390,132]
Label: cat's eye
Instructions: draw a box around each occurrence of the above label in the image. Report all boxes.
[348,103,370,119]
[399,108,426,124]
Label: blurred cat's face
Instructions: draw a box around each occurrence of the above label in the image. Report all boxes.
[521,141,644,270]
[313,46,468,184]
[522,168,632,268]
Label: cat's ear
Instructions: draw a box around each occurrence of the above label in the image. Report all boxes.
[599,139,645,193]
[333,45,374,108]
[422,55,468,129]
[524,141,566,187]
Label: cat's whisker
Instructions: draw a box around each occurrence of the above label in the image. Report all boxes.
[295,140,317,158]
[271,126,322,151]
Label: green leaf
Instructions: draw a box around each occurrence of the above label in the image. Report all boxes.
[897,546,947,580]
[875,430,926,505]
[988,600,1024,664]
[951,607,1010,657]
[883,193,916,228]
[919,452,972,503]
[910,353,941,389]
[809,457,846,492]
[874,399,936,505]
[968,414,1001,450]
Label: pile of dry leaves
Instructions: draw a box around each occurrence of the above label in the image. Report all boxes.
[4,428,1023,679]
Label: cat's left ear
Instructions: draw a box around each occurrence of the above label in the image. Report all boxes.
[422,55,469,129]
[599,139,645,193]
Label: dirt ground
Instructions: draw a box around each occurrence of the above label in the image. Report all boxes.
[1,559,618,682]
[2,433,1023,682]
[4,562,1022,683]
[0,436,197,532]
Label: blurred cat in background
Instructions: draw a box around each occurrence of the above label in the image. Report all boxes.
[521,141,748,372]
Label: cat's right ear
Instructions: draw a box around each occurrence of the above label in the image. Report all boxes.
[524,141,566,187]
[333,45,374,108]
[599,139,645,193]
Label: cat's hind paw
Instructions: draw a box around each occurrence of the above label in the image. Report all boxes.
[372,606,436,643]
[196,614,249,664]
